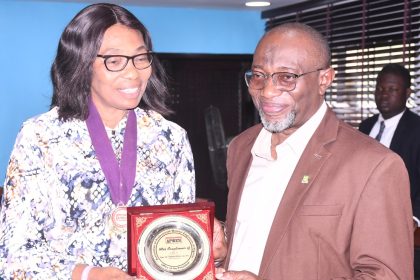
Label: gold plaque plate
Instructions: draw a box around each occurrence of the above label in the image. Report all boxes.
[127,201,215,279]
[138,215,210,279]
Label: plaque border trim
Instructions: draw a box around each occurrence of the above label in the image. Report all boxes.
[127,201,215,279]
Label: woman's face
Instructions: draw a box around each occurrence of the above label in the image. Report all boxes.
[91,23,152,125]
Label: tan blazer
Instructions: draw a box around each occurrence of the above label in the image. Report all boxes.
[225,109,413,280]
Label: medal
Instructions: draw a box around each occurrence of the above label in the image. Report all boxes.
[86,98,137,235]
[109,204,128,234]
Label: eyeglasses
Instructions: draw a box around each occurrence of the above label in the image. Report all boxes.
[244,69,324,91]
[96,52,153,72]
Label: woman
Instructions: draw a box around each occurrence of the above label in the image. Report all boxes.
[0,3,195,279]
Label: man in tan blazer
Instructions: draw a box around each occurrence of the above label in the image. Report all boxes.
[214,22,413,280]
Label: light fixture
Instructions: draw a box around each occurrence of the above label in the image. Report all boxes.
[245,1,271,7]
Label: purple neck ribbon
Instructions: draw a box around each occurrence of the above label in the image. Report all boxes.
[86,99,137,205]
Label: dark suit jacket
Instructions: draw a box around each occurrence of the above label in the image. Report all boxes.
[359,109,420,218]
[225,108,413,279]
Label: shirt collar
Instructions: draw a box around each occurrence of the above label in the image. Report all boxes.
[378,109,405,127]
[252,101,328,160]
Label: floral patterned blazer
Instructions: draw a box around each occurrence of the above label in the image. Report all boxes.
[0,107,195,279]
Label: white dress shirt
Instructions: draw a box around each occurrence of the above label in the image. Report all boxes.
[228,102,327,274]
[368,110,405,148]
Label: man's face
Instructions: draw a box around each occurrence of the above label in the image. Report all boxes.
[374,73,409,119]
[249,31,328,133]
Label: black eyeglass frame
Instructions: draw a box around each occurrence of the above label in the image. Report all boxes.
[96,52,154,72]
[244,68,325,91]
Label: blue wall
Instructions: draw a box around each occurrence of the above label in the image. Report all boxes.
[0,0,264,181]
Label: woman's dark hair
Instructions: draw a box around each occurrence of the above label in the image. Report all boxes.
[50,3,171,121]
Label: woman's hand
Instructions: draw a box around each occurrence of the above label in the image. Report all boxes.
[72,264,137,280]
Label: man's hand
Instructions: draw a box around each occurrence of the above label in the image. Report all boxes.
[213,218,227,263]
[215,268,262,280]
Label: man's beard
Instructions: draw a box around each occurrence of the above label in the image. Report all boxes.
[259,109,296,133]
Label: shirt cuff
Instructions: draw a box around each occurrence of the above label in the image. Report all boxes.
[413,216,420,228]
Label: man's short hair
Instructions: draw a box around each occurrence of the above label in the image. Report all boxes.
[378,63,411,89]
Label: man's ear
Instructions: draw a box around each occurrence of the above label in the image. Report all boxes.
[319,67,335,96]
[405,88,412,100]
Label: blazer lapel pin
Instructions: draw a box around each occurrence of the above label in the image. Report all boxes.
[314,153,323,159]
[301,175,310,184]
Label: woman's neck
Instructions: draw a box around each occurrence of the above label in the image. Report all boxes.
[90,97,130,129]
[98,109,128,129]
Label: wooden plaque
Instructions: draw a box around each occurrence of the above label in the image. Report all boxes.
[127,201,215,280]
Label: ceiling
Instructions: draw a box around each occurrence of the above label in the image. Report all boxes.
[49,0,309,11]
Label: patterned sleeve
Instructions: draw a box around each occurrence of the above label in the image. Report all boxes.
[0,122,78,279]
[173,129,196,203]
